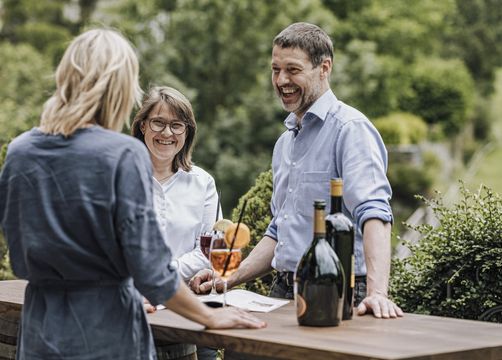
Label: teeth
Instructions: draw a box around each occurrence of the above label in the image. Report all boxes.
[157,140,174,145]
[282,87,297,94]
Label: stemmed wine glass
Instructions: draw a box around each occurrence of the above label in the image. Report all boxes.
[209,235,242,306]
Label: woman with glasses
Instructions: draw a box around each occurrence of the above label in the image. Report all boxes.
[131,87,220,360]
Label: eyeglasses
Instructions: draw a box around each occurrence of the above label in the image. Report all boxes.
[147,118,187,135]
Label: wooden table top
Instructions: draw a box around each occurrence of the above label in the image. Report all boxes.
[1,280,502,360]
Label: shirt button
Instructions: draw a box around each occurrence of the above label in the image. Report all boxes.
[284,214,288,219]
[280,241,284,246]
[288,188,293,193]
[292,162,297,167]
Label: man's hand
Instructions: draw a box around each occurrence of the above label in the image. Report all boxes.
[357,292,403,319]
[188,269,224,294]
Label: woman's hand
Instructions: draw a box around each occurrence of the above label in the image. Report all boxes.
[205,306,267,329]
[143,297,156,314]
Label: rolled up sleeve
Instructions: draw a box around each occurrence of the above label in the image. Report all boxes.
[335,118,393,233]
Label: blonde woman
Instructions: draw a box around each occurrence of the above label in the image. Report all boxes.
[0,29,264,360]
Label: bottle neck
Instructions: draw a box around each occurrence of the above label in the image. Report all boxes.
[331,195,342,214]
[314,208,326,237]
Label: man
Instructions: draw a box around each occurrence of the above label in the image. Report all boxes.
[191,22,403,319]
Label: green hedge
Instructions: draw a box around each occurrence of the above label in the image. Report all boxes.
[373,112,428,145]
[231,169,274,295]
[390,184,502,322]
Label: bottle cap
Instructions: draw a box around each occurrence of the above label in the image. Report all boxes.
[331,178,343,196]
[314,199,326,209]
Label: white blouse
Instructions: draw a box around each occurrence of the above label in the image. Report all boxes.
[153,165,220,281]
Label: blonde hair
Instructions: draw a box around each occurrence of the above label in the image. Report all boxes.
[40,29,142,136]
[131,86,196,172]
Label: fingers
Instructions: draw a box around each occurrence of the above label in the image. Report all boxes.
[357,301,367,316]
[199,280,213,294]
[208,307,267,329]
[144,303,156,313]
[357,295,403,319]
[189,269,213,294]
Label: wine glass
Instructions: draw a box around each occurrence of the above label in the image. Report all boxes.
[209,235,242,306]
[198,224,213,260]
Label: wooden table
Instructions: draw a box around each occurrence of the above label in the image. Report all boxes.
[1,280,502,360]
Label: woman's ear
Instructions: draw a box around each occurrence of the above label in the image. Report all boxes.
[140,122,146,135]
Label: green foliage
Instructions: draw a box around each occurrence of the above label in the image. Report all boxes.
[0,42,53,145]
[373,112,428,145]
[231,169,274,295]
[388,162,434,208]
[0,142,7,167]
[444,0,502,96]
[333,41,411,118]
[0,142,14,280]
[391,184,502,322]
[16,22,72,65]
[399,58,475,136]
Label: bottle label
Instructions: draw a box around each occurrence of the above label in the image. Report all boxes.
[296,294,307,318]
[351,255,355,288]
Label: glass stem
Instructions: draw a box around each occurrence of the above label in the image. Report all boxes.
[211,269,217,295]
[223,280,228,307]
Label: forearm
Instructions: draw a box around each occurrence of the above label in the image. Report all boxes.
[164,281,212,326]
[363,219,392,296]
[227,235,276,288]
[176,248,210,281]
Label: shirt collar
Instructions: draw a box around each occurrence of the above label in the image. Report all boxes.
[283,89,337,129]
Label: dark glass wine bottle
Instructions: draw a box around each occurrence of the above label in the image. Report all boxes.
[326,178,355,320]
[294,200,345,327]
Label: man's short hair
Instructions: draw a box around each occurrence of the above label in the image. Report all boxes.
[273,22,333,68]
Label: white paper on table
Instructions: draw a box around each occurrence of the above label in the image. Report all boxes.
[197,289,289,313]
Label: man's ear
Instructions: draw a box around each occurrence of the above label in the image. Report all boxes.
[320,57,333,80]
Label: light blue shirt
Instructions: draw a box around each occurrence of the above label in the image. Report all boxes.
[264,89,393,276]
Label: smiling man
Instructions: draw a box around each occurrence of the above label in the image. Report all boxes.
[191,22,403,319]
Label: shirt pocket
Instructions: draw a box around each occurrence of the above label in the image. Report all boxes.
[294,171,331,217]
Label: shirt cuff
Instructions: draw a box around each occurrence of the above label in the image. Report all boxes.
[264,218,278,241]
[355,201,393,233]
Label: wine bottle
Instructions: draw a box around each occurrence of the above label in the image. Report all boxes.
[294,200,345,327]
[326,178,355,320]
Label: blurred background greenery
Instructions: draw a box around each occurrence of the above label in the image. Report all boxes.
[1,0,502,262]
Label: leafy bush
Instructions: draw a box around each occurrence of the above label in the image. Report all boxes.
[373,112,428,145]
[231,169,274,295]
[387,162,434,208]
[0,143,7,166]
[390,184,502,322]
[399,58,475,136]
[0,142,14,280]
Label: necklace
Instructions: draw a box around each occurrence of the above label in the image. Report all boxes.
[156,172,174,183]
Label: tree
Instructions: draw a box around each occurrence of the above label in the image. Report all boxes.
[0,42,53,145]
[444,0,502,96]
[399,58,475,136]
[107,0,337,213]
